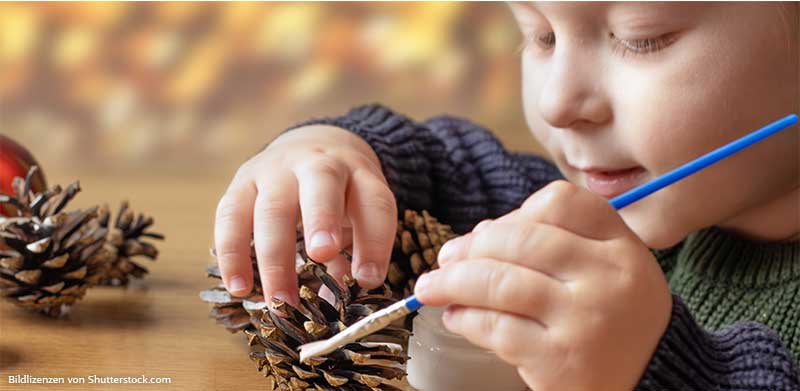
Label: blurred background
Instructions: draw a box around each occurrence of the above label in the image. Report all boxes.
[0,1,546,177]
[0,5,547,386]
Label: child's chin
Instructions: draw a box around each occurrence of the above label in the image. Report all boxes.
[625,215,688,250]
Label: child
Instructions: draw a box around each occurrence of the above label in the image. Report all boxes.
[213,2,799,390]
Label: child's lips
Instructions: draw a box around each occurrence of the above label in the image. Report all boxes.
[582,166,647,199]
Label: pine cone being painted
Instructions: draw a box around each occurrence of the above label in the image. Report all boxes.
[201,209,459,389]
[202,251,410,390]
[97,202,164,286]
[0,168,112,316]
[387,210,457,299]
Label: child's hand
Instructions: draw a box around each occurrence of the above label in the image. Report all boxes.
[414,180,673,391]
[214,125,397,305]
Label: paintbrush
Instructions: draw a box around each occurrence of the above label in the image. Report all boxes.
[298,113,799,364]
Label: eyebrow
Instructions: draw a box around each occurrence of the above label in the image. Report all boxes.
[507,1,536,13]
[514,2,689,26]
[518,2,613,21]
[514,1,537,12]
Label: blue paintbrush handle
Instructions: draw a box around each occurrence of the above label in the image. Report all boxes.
[405,113,798,313]
[610,114,798,210]
[404,295,423,312]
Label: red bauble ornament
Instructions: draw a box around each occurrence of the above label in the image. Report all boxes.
[0,135,47,215]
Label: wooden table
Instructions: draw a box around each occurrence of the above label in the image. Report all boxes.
[0,167,415,390]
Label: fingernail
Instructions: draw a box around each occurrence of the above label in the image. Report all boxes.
[228,275,248,294]
[438,240,458,264]
[272,290,291,304]
[310,230,335,250]
[318,285,335,304]
[356,262,382,287]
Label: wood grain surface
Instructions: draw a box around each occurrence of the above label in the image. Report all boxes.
[0,168,416,391]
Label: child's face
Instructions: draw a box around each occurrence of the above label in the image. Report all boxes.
[510,2,799,248]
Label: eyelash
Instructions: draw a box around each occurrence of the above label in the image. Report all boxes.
[516,32,555,54]
[610,32,675,58]
[517,31,675,58]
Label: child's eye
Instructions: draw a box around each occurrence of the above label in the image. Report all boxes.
[517,31,556,55]
[536,32,556,50]
[610,32,676,57]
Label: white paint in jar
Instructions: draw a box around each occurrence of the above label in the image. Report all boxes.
[407,306,527,391]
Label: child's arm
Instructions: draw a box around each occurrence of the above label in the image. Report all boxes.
[295,105,798,388]
[288,103,563,233]
[214,103,561,306]
[414,181,798,391]
[637,296,799,390]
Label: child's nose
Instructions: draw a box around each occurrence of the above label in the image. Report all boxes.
[536,53,612,130]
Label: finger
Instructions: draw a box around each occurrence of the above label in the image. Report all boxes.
[414,258,566,321]
[471,219,494,233]
[346,168,397,289]
[214,179,256,297]
[442,219,591,280]
[436,238,461,266]
[325,252,353,286]
[253,175,301,306]
[317,253,351,304]
[438,209,522,266]
[520,180,628,240]
[443,306,546,367]
[294,157,348,262]
[338,226,353,251]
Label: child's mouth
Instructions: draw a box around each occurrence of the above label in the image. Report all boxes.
[582,166,647,199]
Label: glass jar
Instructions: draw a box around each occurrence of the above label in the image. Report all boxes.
[407,306,527,391]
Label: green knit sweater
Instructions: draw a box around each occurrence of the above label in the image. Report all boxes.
[655,225,800,361]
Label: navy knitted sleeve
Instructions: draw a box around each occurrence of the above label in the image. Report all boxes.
[288,103,563,233]
[637,295,799,390]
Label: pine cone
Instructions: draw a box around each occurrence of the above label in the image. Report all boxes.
[0,167,112,316]
[201,209,457,389]
[387,210,457,298]
[202,250,410,390]
[200,231,319,333]
[97,202,164,286]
